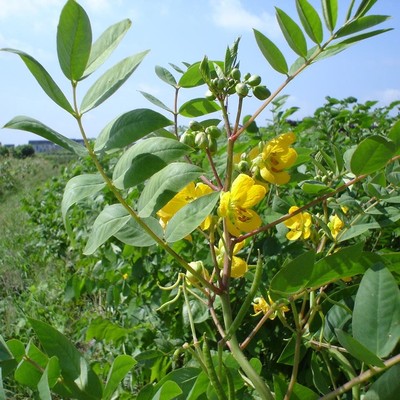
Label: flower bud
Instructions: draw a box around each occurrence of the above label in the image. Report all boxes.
[189,120,203,131]
[237,160,249,172]
[186,261,209,285]
[205,125,222,139]
[207,136,218,154]
[235,82,249,97]
[247,74,262,87]
[195,131,208,149]
[180,131,195,147]
[252,85,271,100]
[230,68,241,81]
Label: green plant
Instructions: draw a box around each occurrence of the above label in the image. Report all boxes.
[1,0,399,399]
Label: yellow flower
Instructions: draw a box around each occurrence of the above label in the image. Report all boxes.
[157,182,213,229]
[122,273,129,280]
[284,206,312,240]
[328,215,344,239]
[253,133,297,185]
[216,240,248,278]
[252,295,289,320]
[218,174,266,237]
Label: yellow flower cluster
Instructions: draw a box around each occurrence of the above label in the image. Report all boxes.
[252,295,289,320]
[218,174,266,237]
[284,206,312,241]
[328,214,344,239]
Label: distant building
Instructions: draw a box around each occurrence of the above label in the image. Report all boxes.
[28,139,86,153]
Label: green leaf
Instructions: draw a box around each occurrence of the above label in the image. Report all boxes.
[270,251,316,298]
[3,116,87,156]
[80,50,149,113]
[57,0,92,81]
[365,364,400,400]
[277,334,307,366]
[335,329,385,367]
[113,138,192,189]
[179,98,221,118]
[86,317,132,344]
[187,371,209,400]
[84,204,131,255]
[336,28,393,46]
[137,163,203,218]
[29,318,102,399]
[273,375,319,400]
[0,337,17,377]
[0,369,5,400]
[350,135,395,175]
[300,181,335,195]
[62,174,106,225]
[253,29,288,74]
[37,367,52,400]
[165,191,220,243]
[37,357,61,399]
[322,0,338,31]
[388,119,400,153]
[352,264,400,358]
[155,65,177,86]
[0,49,74,114]
[354,0,378,18]
[139,91,173,113]
[296,0,323,44]
[178,61,224,88]
[153,381,182,400]
[84,19,132,78]
[275,8,308,57]
[114,216,163,247]
[103,355,137,400]
[336,15,391,38]
[94,109,173,152]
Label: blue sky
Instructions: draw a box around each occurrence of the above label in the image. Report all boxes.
[1,0,399,146]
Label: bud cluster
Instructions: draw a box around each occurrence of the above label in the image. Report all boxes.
[180,121,222,154]
[205,68,271,101]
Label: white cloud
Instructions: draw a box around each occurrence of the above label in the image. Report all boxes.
[210,0,278,37]
[0,0,59,19]
[377,88,400,104]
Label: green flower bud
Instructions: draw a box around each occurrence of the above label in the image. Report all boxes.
[243,72,251,80]
[237,160,249,172]
[230,68,241,81]
[207,136,218,154]
[179,131,195,147]
[247,74,262,87]
[235,82,249,97]
[252,85,271,100]
[217,78,226,90]
[205,125,222,138]
[189,120,203,131]
[186,261,209,285]
[195,131,208,149]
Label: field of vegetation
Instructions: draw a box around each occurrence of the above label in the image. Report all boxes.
[1,97,399,399]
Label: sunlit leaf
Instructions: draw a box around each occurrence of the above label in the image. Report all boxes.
[350,135,395,175]
[336,28,393,46]
[155,65,177,86]
[165,191,220,242]
[103,355,137,400]
[61,174,106,225]
[94,109,173,152]
[113,137,192,189]
[84,19,132,78]
[179,98,221,117]
[178,61,224,88]
[336,15,391,38]
[80,50,149,113]
[3,116,87,156]
[296,0,323,44]
[138,163,203,218]
[139,91,173,113]
[354,0,379,18]
[84,204,131,255]
[253,29,288,74]
[352,264,400,358]
[322,0,338,31]
[275,8,308,57]
[0,49,74,114]
[57,0,92,81]
[388,119,400,153]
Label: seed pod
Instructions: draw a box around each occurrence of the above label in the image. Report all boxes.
[235,82,249,97]
[252,85,271,100]
[205,125,222,139]
[247,74,262,87]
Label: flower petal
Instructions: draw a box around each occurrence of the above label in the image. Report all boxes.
[231,256,248,278]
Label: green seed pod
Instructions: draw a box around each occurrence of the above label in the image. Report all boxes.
[247,74,262,87]
[205,125,222,139]
[252,85,271,100]
[195,131,208,150]
[235,82,249,97]
[230,68,241,81]
[179,131,195,147]
[189,120,203,131]
[205,89,216,101]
